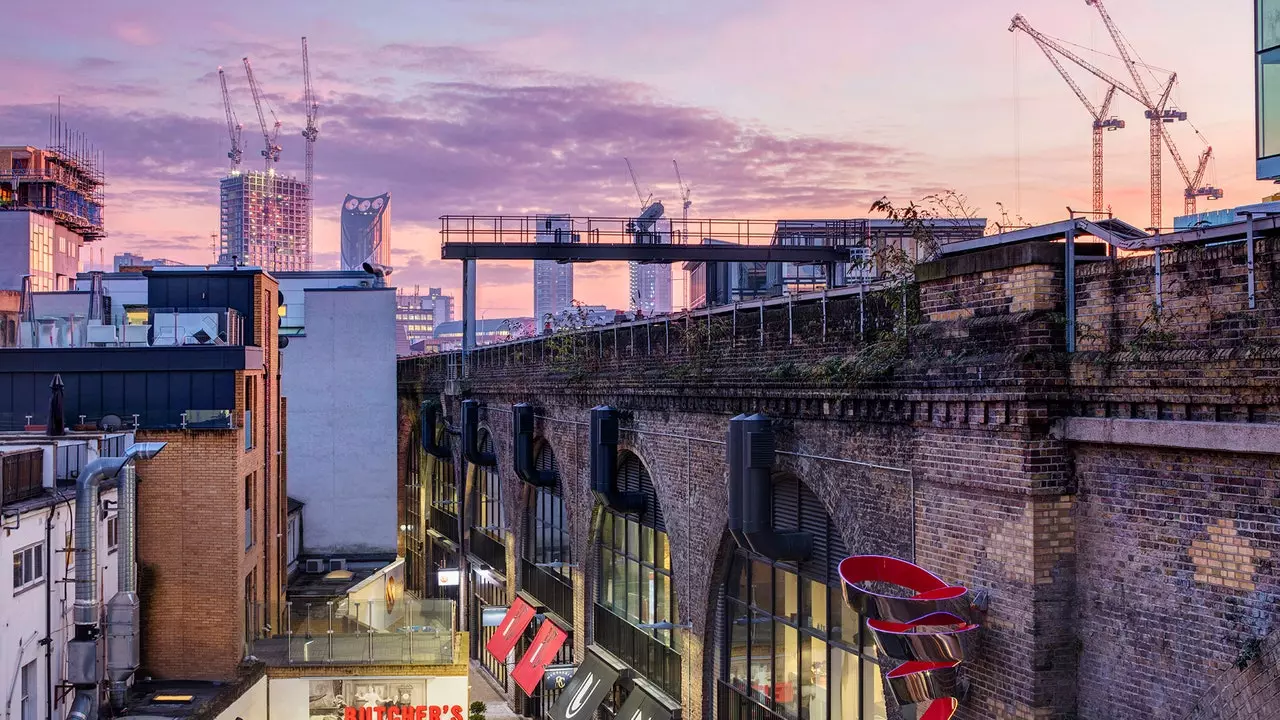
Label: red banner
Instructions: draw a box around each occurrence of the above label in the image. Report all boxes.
[485,597,537,661]
[512,619,570,695]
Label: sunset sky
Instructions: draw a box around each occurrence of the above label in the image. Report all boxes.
[0,0,1267,316]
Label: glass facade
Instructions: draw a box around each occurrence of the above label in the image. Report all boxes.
[723,555,887,720]
[1260,0,1280,178]
[526,448,571,575]
[473,432,504,537]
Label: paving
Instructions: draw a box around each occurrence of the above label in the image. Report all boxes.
[469,662,519,719]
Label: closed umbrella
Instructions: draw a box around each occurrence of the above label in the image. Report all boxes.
[47,374,66,437]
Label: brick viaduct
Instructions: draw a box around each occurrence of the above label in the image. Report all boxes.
[398,234,1280,720]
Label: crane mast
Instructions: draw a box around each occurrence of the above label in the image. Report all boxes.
[217,67,243,172]
[242,56,282,171]
[301,37,319,270]
[1010,18,1124,215]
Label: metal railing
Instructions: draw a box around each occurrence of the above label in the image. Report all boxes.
[54,442,87,481]
[718,680,786,720]
[250,599,461,666]
[440,215,870,250]
[469,528,507,574]
[183,410,234,430]
[146,307,245,347]
[430,506,460,545]
[520,557,574,622]
[593,604,682,700]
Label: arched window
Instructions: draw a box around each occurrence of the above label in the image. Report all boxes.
[526,444,570,574]
[473,431,504,538]
[597,453,679,648]
[720,477,886,720]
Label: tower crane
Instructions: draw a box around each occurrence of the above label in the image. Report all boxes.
[673,159,692,222]
[624,157,652,212]
[217,67,244,172]
[1010,26,1123,215]
[242,56,282,171]
[1159,126,1222,216]
[301,37,319,270]
[1082,0,1218,228]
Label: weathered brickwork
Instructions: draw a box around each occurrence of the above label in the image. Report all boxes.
[398,238,1280,719]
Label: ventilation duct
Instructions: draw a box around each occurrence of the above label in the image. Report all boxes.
[512,404,555,487]
[589,406,645,512]
[726,414,749,548]
[419,400,451,459]
[461,399,495,467]
[730,413,812,561]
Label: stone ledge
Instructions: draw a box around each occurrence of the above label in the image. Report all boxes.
[1054,417,1280,454]
[916,240,1107,283]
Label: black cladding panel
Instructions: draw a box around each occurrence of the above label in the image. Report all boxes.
[147,271,258,346]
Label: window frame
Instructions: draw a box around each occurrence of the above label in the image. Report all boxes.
[106,515,119,553]
[12,542,45,594]
[525,446,571,576]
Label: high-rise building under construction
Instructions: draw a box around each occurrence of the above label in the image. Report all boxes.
[340,193,391,270]
[218,170,311,272]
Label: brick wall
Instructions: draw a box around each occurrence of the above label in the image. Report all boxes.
[396,238,1280,719]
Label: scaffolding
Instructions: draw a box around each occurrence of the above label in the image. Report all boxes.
[0,139,106,241]
[219,170,312,272]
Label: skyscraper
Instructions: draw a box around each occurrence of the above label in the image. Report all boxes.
[533,214,575,322]
[340,193,392,270]
[629,263,673,315]
[218,170,311,272]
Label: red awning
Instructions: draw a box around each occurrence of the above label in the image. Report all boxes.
[485,596,537,661]
[512,619,570,695]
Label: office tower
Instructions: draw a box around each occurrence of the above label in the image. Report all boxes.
[629,263,673,315]
[340,193,392,270]
[420,287,454,324]
[533,214,575,322]
[218,171,311,272]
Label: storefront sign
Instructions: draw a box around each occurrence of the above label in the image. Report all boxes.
[292,676,469,720]
[512,619,570,695]
[484,596,536,660]
[542,664,576,692]
[547,654,619,720]
[437,569,460,586]
[340,706,462,720]
[613,686,672,720]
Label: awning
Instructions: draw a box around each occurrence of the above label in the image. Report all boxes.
[512,618,570,695]
[484,596,536,660]
[547,652,620,720]
[615,685,675,720]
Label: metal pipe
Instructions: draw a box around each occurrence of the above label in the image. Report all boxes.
[66,692,94,720]
[73,456,129,628]
[1065,225,1077,353]
[1246,212,1257,309]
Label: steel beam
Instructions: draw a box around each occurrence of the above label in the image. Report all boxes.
[440,243,851,264]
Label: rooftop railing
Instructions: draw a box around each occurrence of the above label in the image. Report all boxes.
[249,599,461,666]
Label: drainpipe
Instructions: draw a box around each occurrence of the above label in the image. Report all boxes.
[66,455,131,720]
[105,442,167,711]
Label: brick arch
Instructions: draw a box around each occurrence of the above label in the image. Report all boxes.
[518,437,573,561]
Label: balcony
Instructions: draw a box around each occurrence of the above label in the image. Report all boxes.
[593,604,682,701]
[429,505,460,546]
[717,680,786,720]
[520,557,574,623]
[469,528,507,574]
[250,599,462,666]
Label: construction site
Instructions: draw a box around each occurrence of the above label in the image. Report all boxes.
[215,40,319,272]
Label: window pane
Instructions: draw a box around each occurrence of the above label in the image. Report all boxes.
[801,637,828,720]
[32,547,40,580]
[727,554,748,600]
[776,623,799,719]
[750,561,772,612]
[13,552,22,588]
[748,610,773,706]
[654,571,669,625]
[601,551,614,605]
[641,525,654,564]
[863,659,888,720]
[829,649,859,719]
[1260,48,1280,159]
[626,559,641,622]
[803,579,827,633]
[626,518,640,558]
[602,513,613,551]
[775,568,799,625]
[831,584,860,647]
[1262,0,1280,50]
[726,600,750,693]
[641,567,655,625]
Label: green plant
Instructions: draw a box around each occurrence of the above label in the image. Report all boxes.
[1235,637,1263,670]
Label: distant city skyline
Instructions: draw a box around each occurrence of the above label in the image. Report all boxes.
[0,0,1267,315]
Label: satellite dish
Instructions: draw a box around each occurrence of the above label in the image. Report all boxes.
[99,414,123,431]
[278,336,290,349]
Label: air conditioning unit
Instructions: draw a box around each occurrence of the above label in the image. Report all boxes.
[328,558,347,571]
[304,559,325,574]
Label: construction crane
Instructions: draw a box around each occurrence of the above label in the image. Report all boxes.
[1009,12,1216,230]
[217,67,243,172]
[301,37,319,270]
[673,159,692,222]
[242,56,282,171]
[624,157,652,212]
[1159,126,1222,216]
[1083,0,1217,228]
[1010,24,1123,214]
